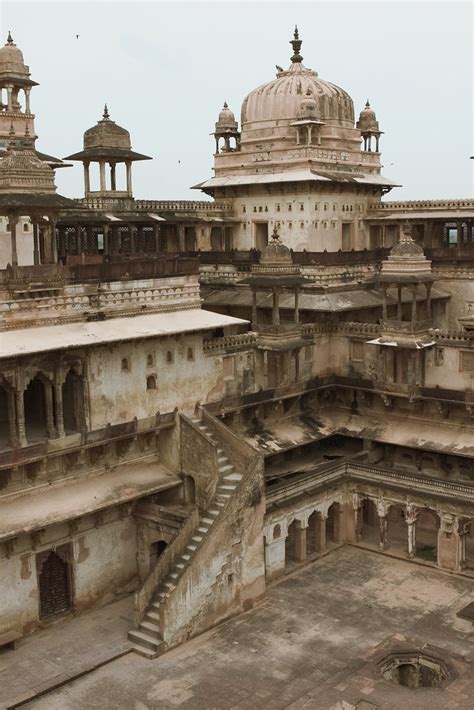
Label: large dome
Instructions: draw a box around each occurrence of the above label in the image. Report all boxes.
[241,29,354,128]
[0,32,30,80]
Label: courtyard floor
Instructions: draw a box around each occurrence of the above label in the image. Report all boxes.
[4,547,474,710]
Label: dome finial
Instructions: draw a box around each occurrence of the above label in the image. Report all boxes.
[103,103,110,120]
[290,25,303,63]
[366,99,370,107]
[6,31,15,46]
[223,101,228,108]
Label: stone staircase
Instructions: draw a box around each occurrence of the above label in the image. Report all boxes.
[128,416,243,658]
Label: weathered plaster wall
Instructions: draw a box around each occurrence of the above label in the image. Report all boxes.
[0,220,34,269]
[425,346,474,391]
[87,332,227,429]
[73,517,138,610]
[227,187,372,252]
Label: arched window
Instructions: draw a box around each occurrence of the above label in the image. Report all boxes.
[146,353,154,367]
[121,358,129,372]
[146,375,157,390]
[166,350,173,364]
[187,347,194,361]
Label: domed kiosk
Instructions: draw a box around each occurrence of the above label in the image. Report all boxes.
[194,28,399,252]
[64,105,152,199]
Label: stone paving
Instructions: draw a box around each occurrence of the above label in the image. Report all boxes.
[0,596,132,709]
[19,547,473,710]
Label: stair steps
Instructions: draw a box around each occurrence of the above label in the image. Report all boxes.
[129,414,243,658]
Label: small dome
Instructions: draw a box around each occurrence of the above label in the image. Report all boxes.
[215,102,238,132]
[261,227,293,264]
[83,105,131,151]
[298,88,319,120]
[0,32,29,79]
[357,100,380,133]
[390,223,424,258]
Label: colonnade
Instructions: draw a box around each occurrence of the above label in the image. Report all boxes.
[264,492,473,578]
[0,364,86,450]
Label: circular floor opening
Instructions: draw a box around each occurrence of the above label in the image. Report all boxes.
[380,652,450,689]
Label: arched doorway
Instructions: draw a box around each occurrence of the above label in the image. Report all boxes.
[62,370,84,434]
[184,475,196,505]
[361,498,378,546]
[463,520,474,572]
[24,376,48,442]
[37,544,72,619]
[285,519,305,566]
[387,504,407,556]
[415,509,439,563]
[326,503,343,547]
[150,540,168,570]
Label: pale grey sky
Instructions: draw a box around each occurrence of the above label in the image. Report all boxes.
[2,0,473,200]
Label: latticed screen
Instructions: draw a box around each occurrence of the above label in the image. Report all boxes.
[223,355,235,378]
[459,350,474,373]
[351,341,364,362]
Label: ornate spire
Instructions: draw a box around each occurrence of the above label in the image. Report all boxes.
[6,31,14,46]
[290,25,303,63]
[366,99,370,107]
[102,103,110,120]
[8,122,15,147]
[223,101,228,108]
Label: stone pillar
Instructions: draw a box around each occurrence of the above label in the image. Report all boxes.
[8,215,18,266]
[6,389,17,448]
[84,161,90,195]
[110,163,116,191]
[272,288,280,326]
[315,513,327,553]
[126,161,132,195]
[25,87,31,113]
[294,288,300,323]
[15,388,27,447]
[349,493,362,543]
[294,522,307,564]
[426,283,432,319]
[6,84,13,111]
[397,285,402,319]
[54,378,65,439]
[32,222,40,265]
[44,380,56,439]
[154,224,160,253]
[411,286,417,323]
[252,289,258,328]
[405,505,418,559]
[178,224,186,252]
[377,499,390,550]
[382,287,387,321]
[103,223,109,255]
[99,160,106,192]
[437,514,460,572]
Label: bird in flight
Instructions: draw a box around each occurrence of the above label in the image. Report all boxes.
[76,34,80,39]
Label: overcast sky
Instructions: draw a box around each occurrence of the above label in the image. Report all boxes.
[2,0,473,200]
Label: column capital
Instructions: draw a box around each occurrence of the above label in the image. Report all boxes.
[405,504,418,525]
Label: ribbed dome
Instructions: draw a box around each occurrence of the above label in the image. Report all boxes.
[241,30,354,128]
[84,105,131,151]
[0,32,29,79]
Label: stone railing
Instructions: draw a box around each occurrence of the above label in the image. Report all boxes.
[291,248,390,266]
[0,411,176,470]
[301,322,381,337]
[369,199,474,212]
[134,505,199,625]
[203,333,257,354]
[266,459,474,506]
[76,197,233,213]
[66,255,199,281]
[430,329,473,346]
